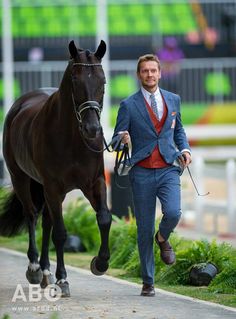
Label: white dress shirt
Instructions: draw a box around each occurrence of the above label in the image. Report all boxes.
[141,86,164,120]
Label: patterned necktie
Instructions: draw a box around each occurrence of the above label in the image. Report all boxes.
[150,94,159,120]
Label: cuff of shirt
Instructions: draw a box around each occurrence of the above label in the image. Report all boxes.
[181,149,191,156]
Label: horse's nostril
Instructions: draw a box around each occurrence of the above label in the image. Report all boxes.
[83,124,101,138]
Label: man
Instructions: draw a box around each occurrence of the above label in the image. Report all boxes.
[112,54,191,297]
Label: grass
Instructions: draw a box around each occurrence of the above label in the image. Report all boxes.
[0,234,28,252]
[1,236,236,308]
[157,284,236,307]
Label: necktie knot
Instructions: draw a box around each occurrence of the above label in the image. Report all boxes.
[150,94,159,120]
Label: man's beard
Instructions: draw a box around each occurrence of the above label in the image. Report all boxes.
[143,81,157,91]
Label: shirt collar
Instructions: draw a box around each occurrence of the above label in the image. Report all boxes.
[141,86,161,101]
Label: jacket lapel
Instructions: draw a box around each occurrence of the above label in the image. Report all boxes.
[133,90,157,134]
[159,89,173,134]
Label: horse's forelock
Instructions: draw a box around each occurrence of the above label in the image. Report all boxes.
[85,49,91,58]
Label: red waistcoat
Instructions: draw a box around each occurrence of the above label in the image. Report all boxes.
[137,97,170,168]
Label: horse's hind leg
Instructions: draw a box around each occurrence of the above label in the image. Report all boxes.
[86,176,112,276]
[39,205,54,288]
[11,174,43,284]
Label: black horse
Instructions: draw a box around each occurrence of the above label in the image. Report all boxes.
[0,41,112,297]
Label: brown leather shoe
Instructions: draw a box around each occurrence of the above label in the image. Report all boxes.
[155,232,176,265]
[140,283,155,297]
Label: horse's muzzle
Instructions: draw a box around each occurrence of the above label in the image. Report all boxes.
[82,123,102,139]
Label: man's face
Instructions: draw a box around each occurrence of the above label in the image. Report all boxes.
[137,60,161,92]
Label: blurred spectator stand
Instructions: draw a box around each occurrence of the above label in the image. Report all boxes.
[157,37,184,93]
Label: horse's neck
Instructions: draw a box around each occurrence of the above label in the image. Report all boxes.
[46,81,78,136]
[57,70,76,123]
[58,92,77,126]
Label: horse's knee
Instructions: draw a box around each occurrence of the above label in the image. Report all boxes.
[52,228,67,246]
[96,210,112,228]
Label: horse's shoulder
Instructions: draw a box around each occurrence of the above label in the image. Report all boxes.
[37,87,58,97]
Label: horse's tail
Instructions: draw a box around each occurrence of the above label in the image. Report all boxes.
[0,180,45,237]
[0,192,26,236]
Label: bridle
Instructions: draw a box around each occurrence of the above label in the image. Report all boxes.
[72,94,102,125]
[71,62,103,125]
[71,61,106,153]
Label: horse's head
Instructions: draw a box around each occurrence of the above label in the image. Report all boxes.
[68,40,106,140]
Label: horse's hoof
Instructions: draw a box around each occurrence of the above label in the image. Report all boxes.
[40,272,54,289]
[26,267,43,284]
[56,281,70,298]
[90,256,108,276]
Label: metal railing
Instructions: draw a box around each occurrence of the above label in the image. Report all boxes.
[1,57,236,105]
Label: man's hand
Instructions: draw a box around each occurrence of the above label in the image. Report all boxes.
[179,152,192,168]
[118,131,130,144]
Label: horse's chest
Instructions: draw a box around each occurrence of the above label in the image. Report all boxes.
[64,160,100,189]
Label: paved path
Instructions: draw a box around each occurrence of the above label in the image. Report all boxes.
[0,248,236,319]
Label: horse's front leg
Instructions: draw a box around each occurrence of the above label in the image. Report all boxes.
[44,185,70,297]
[88,175,112,276]
[39,205,54,288]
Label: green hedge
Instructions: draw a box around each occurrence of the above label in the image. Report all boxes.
[63,197,236,293]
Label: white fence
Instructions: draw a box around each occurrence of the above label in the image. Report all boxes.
[1,57,236,105]
[179,147,236,236]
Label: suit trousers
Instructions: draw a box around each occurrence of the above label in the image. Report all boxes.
[129,165,182,285]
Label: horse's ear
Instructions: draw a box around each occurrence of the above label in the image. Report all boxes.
[94,40,106,60]
[69,40,78,59]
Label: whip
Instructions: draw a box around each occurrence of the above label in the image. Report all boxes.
[181,154,210,196]
[186,165,210,197]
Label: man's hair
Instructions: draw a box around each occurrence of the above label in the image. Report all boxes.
[137,54,161,73]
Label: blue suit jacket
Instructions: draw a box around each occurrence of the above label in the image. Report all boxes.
[113,88,190,166]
